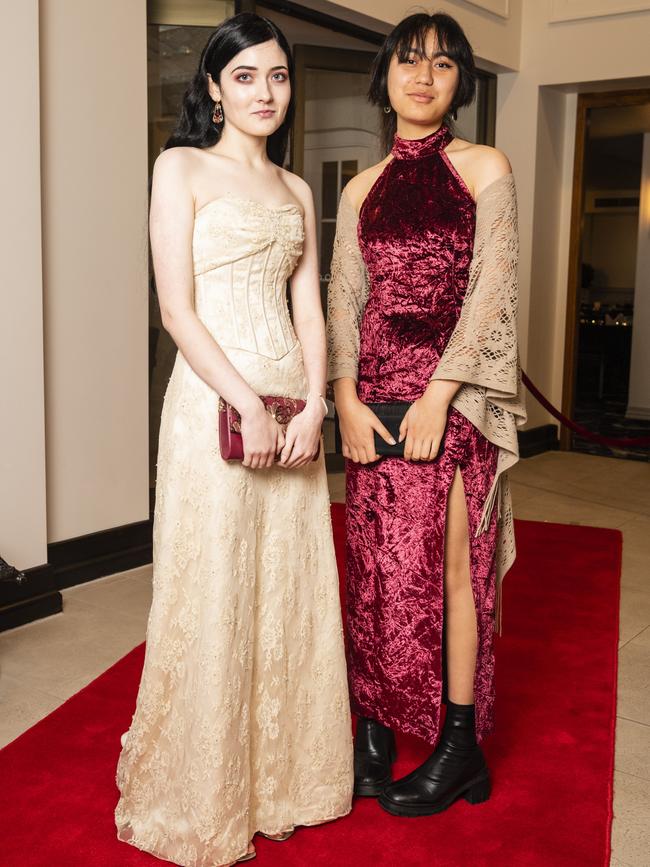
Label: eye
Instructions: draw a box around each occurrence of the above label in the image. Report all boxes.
[236,73,252,82]
[435,60,453,69]
[271,72,288,81]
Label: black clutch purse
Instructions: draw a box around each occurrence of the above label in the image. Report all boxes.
[365,401,446,459]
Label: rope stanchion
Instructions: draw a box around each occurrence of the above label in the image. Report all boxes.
[521,372,650,449]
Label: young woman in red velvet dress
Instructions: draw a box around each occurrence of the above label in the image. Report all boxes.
[327,12,524,816]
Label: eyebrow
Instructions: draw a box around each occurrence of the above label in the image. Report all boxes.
[230,64,289,72]
[406,47,452,59]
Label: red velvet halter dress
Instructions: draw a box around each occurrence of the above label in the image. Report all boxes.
[346,124,499,744]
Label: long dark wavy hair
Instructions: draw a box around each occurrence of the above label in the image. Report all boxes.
[165,12,295,166]
[369,12,477,155]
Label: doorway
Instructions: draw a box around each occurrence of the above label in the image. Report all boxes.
[563,90,650,461]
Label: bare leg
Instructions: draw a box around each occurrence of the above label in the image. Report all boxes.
[444,466,477,705]
[378,464,492,815]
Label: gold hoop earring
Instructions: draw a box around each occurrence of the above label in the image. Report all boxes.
[383,105,392,114]
[212,101,224,124]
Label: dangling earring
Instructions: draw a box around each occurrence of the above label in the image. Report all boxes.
[212,100,224,124]
[383,105,392,114]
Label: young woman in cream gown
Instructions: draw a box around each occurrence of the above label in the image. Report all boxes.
[114,14,353,866]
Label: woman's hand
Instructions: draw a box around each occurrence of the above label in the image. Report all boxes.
[279,396,326,468]
[399,381,458,461]
[240,402,286,469]
[336,393,395,465]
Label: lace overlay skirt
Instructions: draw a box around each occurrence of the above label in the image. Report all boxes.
[115,350,353,867]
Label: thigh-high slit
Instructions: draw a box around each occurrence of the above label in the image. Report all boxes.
[345,408,498,745]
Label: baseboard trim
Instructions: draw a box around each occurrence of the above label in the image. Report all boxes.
[625,405,650,422]
[0,563,62,633]
[48,519,153,590]
[0,520,154,632]
[518,424,560,458]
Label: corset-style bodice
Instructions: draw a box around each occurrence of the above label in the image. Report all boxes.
[357,124,476,402]
[192,195,304,359]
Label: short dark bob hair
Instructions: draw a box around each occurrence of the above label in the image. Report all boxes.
[165,12,294,167]
[369,12,476,154]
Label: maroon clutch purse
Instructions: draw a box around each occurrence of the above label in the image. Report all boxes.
[218,396,321,462]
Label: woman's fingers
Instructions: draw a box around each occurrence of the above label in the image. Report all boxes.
[279,439,295,465]
[403,432,415,460]
[427,439,440,461]
[373,420,396,446]
[415,438,433,462]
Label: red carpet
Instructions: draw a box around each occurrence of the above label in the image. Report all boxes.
[0,507,621,867]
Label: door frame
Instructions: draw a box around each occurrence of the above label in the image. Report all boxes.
[561,88,650,449]
[290,45,378,177]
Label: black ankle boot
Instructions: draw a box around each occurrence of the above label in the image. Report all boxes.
[378,701,490,816]
[354,717,397,797]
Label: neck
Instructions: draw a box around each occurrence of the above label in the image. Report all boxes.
[211,123,270,167]
[395,118,444,141]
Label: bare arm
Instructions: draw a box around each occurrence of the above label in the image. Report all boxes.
[278,177,327,467]
[150,149,283,468]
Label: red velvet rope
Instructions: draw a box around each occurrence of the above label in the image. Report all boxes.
[522,372,650,449]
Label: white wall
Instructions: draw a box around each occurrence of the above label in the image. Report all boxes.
[497,1,650,428]
[40,0,150,542]
[628,132,650,419]
[0,0,48,570]
[330,0,522,71]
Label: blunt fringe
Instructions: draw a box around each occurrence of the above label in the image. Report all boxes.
[368,12,477,155]
[164,12,295,166]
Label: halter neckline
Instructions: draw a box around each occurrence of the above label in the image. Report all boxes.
[391,124,453,160]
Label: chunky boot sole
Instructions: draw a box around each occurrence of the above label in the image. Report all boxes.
[377,772,491,817]
[354,740,397,798]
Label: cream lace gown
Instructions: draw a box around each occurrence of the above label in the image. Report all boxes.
[115,195,353,867]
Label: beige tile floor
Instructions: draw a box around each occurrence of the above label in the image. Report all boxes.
[1,451,648,865]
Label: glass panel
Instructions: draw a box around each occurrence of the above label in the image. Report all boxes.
[341,159,358,190]
[147,24,216,168]
[303,67,382,318]
[148,0,233,27]
[572,101,650,459]
[321,161,338,219]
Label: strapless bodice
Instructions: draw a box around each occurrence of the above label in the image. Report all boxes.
[192,196,304,359]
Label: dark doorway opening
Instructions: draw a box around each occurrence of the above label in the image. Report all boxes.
[563,91,650,462]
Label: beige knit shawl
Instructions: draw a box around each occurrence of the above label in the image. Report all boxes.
[326,173,527,632]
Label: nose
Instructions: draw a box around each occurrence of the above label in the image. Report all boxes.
[256,78,273,103]
[414,62,434,86]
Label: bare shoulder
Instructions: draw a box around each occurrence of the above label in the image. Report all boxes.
[152,146,199,182]
[152,148,205,205]
[281,169,313,212]
[447,139,512,198]
[344,157,393,214]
